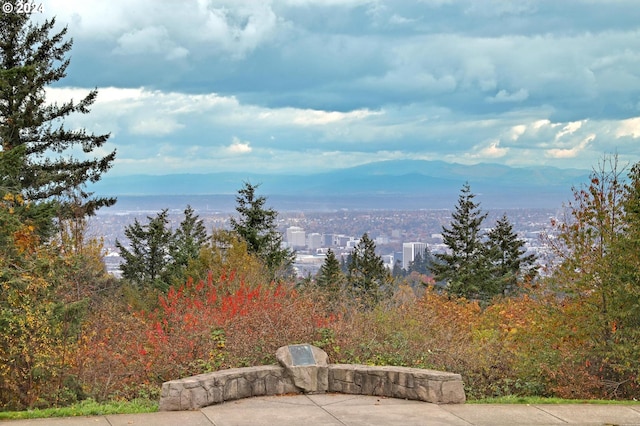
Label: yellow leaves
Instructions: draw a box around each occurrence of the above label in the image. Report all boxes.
[13,224,38,253]
[1,192,26,210]
[2,192,23,204]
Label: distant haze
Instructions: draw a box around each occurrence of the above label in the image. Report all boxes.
[93,160,589,211]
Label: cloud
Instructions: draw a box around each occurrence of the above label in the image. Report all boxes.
[226,137,253,154]
[114,26,189,60]
[290,109,381,126]
[197,2,280,58]
[487,88,529,103]
[35,1,640,175]
[508,124,526,141]
[616,117,640,138]
[479,140,509,158]
[546,134,596,159]
[555,121,584,140]
[43,0,280,60]
[130,118,184,136]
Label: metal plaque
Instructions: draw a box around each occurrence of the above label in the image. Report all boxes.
[289,344,315,366]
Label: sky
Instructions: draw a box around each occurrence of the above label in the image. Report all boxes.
[33,0,640,176]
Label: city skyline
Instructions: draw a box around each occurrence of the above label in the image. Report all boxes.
[34,0,640,178]
[96,206,552,278]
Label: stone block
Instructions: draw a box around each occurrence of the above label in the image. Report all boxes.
[190,387,209,409]
[236,376,252,399]
[441,378,466,403]
[208,385,223,404]
[223,377,237,401]
[276,344,329,393]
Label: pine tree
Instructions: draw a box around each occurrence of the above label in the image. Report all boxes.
[116,210,173,290]
[431,183,491,300]
[408,247,434,275]
[0,8,116,216]
[171,206,207,266]
[408,251,424,274]
[486,213,537,295]
[347,233,393,307]
[230,182,295,280]
[168,205,208,285]
[317,248,345,287]
[392,259,405,278]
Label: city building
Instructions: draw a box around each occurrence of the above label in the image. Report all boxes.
[402,242,427,270]
[307,233,322,250]
[286,226,306,248]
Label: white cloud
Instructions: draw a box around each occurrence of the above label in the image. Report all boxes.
[226,137,253,154]
[555,120,585,140]
[114,26,189,60]
[130,118,184,136]
[616,117,640,138]
[43,0,280,59]
[291,108,381,126]
[388,14,417,25]
[464,139,509,161]
[480,140,509,158]
[509,124,526,141]
[546,134,596,159]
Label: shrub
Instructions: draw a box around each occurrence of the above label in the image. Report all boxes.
[75,272,333,400]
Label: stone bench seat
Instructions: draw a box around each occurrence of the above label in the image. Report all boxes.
[160,346,465,411]
[159,365,297,411]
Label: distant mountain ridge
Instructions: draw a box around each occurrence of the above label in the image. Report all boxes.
[91,160,590,210]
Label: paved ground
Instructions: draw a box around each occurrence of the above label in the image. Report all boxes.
[3,394,640,425]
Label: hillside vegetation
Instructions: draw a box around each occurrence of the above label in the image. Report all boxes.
[1,158,640,410]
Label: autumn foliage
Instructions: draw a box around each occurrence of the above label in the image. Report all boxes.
[3,157,640,409]
[62,270,637,404]
[74,272,330,401]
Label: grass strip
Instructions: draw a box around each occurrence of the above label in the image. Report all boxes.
[0,398,158,420]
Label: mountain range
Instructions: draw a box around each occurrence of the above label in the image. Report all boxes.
[91,160,591,211]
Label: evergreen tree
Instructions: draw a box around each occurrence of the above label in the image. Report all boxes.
[408,251,424,274]
[168,205,208,284]
[431,183,492,300]
[230,182,295,279]
[0,8,116,215]
[392,259,405,278]
[171,206,207,266]
[408,247,434,276]
[347,233,393,307]
[317,249,345,288]
[486,213,538,295]
[116,210,173,290]
[117,207,209,290]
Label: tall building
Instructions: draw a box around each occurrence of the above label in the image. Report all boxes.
[402,242,427,270]
[286,226,306,248]
[307,233,322,250]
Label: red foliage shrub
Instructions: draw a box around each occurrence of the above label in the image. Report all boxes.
[76,272,333,400]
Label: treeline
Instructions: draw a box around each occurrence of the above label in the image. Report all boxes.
[2,6,640,410]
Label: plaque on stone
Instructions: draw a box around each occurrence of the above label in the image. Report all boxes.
[289,344,315,366]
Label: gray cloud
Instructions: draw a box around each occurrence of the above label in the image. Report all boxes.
[38,0,640,175]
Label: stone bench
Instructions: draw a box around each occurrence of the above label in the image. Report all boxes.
[159,344,465,411]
